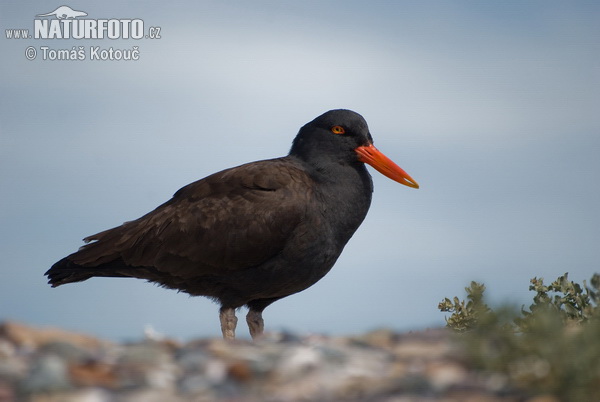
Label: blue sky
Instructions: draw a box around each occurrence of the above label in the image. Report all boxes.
[1,1,599,340]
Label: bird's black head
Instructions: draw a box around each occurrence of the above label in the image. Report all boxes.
[290,109,373,166]
[289,109,419,188]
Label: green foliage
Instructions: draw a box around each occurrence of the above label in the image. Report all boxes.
[439,272,600,400]
[438,281,491,332]
[516,273,600,331]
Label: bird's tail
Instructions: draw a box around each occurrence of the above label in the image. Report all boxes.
[46,217,157,287]
[45,257,128,287]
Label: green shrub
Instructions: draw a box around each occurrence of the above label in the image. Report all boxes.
[439,273,600,400]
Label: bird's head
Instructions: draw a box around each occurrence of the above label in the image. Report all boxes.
[290,109,419,189]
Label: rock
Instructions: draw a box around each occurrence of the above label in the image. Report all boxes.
[353,327,398,349]
[116,342,178,390]
[20,354,71,394]
[68,360,117,388]
[0,322,106,351]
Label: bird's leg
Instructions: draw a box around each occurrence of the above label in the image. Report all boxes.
[246,309,264,339]
[219,307,238,340]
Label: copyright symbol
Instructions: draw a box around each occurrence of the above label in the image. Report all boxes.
[25,46,37,60]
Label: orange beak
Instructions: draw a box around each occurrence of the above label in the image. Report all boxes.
[355,144,419,189]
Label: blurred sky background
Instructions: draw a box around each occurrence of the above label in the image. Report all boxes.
[1,1,599,341]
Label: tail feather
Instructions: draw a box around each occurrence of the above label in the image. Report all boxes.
[46,211,166,287]
[46,221,144,287]
[45,257,128,287]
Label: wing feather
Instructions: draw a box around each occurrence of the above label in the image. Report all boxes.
[69,158,311,278]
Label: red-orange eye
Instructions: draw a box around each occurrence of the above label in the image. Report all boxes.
[331,125,345,134]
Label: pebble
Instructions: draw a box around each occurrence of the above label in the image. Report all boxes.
[0,321,541,401]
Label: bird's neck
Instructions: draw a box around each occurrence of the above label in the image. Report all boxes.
[291,155,374,245]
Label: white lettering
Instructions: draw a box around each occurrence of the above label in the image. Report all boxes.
[108,20,120,39]
[48,20,61,39]
[33,18,146,40]
[34,20,48,39]
[89,46,140,61]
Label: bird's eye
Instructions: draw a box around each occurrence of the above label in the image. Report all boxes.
[331,125,345,135]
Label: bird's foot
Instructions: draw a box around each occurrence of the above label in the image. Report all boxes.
[219,307,238,340]
[246,309,264,339]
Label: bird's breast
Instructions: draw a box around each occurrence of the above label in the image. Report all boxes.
[311,165,373,245]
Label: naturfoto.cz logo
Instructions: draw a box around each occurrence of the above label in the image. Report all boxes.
[5,6,162,61]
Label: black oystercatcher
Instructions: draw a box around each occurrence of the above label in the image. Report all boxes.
[45,109,419,339]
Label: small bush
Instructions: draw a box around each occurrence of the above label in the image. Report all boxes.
[439,273,600,400]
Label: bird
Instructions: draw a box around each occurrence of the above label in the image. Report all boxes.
[45,109,419,340]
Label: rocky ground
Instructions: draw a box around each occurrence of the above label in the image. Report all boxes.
[0,321,557,402]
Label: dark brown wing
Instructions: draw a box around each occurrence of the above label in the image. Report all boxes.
[67,157,311,278]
